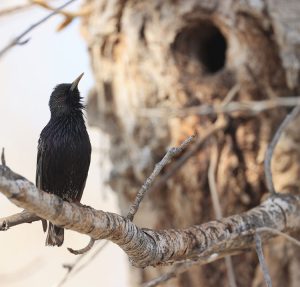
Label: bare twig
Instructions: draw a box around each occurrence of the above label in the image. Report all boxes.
[31,0,92,31]
[208,142,237,287]
[32,0,91,18]
[127,135,196,221]
[255,232,272,287]
[147,85,235,195]
[224,257,237,287]
[58,248,92,287]
[0,0,78,59]
[257,227,300,248]
[221,84,240,106]
[32,0,80,18]
[142,262,194,287]
[150,116,227,193]
[142,253,232,287]
[66,241,109,280]
[67,238,96,255]
[1,148,6,166]
[56,241,109,287]
[208,142,222,219]
[139,97,300,118]
[264,104,300,195]
[0,210,40,231]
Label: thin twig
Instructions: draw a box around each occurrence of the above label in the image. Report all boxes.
[221,84,240,106]
[127,135,196,221]
[208,142,222,219]
[142,254,224,287]
[264,104,300,195]
[255,233,272,287]
[1,148,6,166]
[257,227,300,248]
[68,241,109,278]
[0,0,78,59]
[224,257,237,287]
[208,142,237,287]
[139,97,300,118]
[32,0,91,18]
[32,0,93,31]
[67,238,96,255]
[142,262,193,287]
[56,241,109,287]
[150,116,227,194]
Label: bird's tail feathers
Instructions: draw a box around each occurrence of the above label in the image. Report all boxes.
[46,223,64,247]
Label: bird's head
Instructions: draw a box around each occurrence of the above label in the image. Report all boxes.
[49,73,85,117]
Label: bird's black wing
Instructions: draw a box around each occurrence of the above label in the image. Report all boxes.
[72,137,91,202]
[36,139,47,232]
[36,143,42,190]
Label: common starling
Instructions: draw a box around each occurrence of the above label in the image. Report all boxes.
[36,73,91,246]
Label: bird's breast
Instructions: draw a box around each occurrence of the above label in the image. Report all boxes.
[41,116,91,157]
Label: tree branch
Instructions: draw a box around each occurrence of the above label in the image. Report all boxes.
[127,135,195,221]
[255,233,272,287]
[1,164,300,268]
[264,104,300,195]
[257,227,300,248]
[139,97,300,118]
[0,210,40,231]
[149,116,227,193]
[0,0,78,59]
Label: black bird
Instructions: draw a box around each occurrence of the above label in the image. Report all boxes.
[36,73,91,246]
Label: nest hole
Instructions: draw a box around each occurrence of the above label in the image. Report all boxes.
[172,21,227,75]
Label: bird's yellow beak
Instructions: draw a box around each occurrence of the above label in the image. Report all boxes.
[70,73,84,91]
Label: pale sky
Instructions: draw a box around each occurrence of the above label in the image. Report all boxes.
[0,1,129,286]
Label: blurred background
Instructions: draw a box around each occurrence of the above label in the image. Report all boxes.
[0,1,129,286]
[1,1,300,287]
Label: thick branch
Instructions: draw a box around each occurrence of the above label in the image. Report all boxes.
[1,165,300,268]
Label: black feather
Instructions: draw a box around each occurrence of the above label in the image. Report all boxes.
[36,78,91,246]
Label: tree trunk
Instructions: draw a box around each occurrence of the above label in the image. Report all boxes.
[81,0,300,286]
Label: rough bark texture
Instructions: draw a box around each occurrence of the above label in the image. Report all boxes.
[81,0,300,286]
